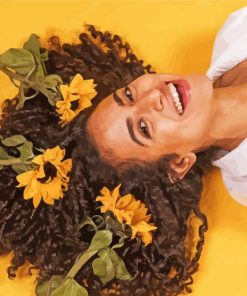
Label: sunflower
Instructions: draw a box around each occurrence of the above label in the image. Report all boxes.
[16,145,72,208]
[96,184,157,246]
[56,73,97,127]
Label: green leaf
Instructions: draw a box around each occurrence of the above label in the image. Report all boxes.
[23,34,42,60]
[95,248,115,285]
[23,34,46,79]
[1,134,34,162]
[0,146,11,159]
[11,164,34,174]
[35,275,63,296]
[0,48,35,75]
[18,140,34,161]
[40,49,49,62]
[88,230,112,252]
[92,257,106,277]
[38,74,63,106]
[93,247,133,285]
[109,249,133,281]
[43,74,63,87]
[51,278,88,296]
[78,216,98,232]
[0,135,35,172]
[1,134,27,146]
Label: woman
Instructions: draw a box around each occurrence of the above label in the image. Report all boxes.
[87,6,247,206]
[0,7,245,296]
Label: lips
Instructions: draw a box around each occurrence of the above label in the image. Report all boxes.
[165,79,191,111]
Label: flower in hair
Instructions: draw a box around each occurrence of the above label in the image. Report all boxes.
[16,145,72,208]
[56,73,97,127]
[96,184,157,246]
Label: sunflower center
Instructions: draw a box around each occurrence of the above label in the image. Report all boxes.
[70,94,80,111]
[38,162,57,183]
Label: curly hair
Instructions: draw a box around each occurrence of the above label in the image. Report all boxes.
[0,24,215,296]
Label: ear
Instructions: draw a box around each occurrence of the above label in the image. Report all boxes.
[167,152,197,183]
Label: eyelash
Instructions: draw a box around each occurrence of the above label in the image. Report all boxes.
[124,86,151,140]
[138,118,151,139]
[124,86,134,102]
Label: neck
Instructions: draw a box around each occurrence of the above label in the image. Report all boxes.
[202,82,247,152]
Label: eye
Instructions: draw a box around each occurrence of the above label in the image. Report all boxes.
[124,86,134,103]
[138,118,151,139]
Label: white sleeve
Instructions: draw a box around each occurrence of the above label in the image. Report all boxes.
[206,7,247,82]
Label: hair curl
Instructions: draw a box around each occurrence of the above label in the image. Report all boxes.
[0,24,216,296]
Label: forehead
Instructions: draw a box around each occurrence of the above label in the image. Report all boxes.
[86,94,135,147]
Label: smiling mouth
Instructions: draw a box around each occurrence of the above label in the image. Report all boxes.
[161,79,191,116]
[166,80,191,111]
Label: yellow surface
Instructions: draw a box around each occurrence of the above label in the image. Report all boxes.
[1,1,247,295]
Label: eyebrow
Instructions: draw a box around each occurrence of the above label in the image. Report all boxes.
[113,91,124,106]
[126,117,146,147]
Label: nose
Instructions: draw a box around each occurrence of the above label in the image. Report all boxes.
[137,88,163,112]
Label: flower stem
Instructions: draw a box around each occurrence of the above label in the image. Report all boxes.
[0,159,32,165]
[65,249,98,279]
[0,66,35,88]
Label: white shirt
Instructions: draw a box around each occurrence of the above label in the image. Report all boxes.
[206,7,247,206]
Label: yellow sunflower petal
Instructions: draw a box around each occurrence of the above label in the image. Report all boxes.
[55,158,72,178]
[143,214,152,223]
[43,146,59,162]
[62,158,73,171]
[112,184,121,200]
[138,231,153,246]
[33,191,42,208]
[16,170,36,187]
[132,204,149,225]
[79,98,93,110]
[36,164,45,179]
[42,190,55,205]
[48,177,63,198]
[86,90,97,100]
[114,209,124,223]
[96,195,113,212]
[120,210,134,225]
[77,79,94,94]
[100,205,109,213]
[30,178,42,196]
[60,84,70,100]
[51,146,65,163]
[100,186,110,196]
[56,100,66,109]
[131,221,157,239]
[116,194,133,210]
[125,199,141,212]
[63,109,76,122]
[23,185,34,200]
[68,94,80,101]
[69,73,83,90]
[32,154,44,166]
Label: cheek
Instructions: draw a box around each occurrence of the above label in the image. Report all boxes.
[155,121,183,150]
[156,120,200,153]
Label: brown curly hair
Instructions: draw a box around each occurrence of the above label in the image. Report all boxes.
[0,24,216,295]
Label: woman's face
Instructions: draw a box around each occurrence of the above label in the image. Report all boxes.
[87,73,213,165]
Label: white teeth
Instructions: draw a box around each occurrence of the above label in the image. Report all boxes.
[167,83,183,114]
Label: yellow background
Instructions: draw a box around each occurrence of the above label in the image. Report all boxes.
[1,1,247,295]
